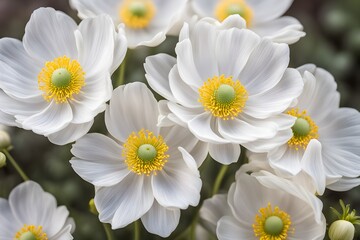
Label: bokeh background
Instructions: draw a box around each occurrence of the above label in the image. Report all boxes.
[0,0,359,239]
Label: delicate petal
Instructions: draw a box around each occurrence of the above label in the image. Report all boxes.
[70,133,129,187]
[141,201,180,238]
[70,0,119,20]
[48,120,93,145]
[0,199,19,239]
[209,143,240,164]
[217,216,253,240]
[246,0,293,23]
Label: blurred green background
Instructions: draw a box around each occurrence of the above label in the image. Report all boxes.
[0,0,359,239]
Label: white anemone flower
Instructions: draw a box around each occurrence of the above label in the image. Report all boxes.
[0,181,75,240]
[247,64,360,194]
[191,0,305,44]
[70,0,187,48]
[201,171,326,240]
[144,15,303,165]
[0,8,127,145]
[70,82,206,237]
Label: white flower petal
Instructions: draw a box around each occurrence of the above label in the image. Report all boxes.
[141,201,180,238]
[189,140,209,167]
[216,29,260,78]
[105,83,159,142]
[126,27,167,48]
[247,0,293,23]
[252,16,305,44]
[144,54,177,102]
[191,0,218,17]
[209,143,240,164]
[47,120,94,145]
[269,147,302,176]
[238,39,289,95]
[70,133,129,187]
[327,177,360,191]
[21,100,72,136]
[168,102,203,124]
[70,0,119,20]
[0,109,17,127]
[0,38,42,99]
[217,216,254,240]
[300,140,326,195]
[152,148,201,209]
[111,25,127,74]
[244,68,303,119]
[23,8,78,62]
[96,174,154,228]
[0,199,19,239]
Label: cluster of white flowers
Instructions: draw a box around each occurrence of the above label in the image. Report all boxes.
[0,0,359,239]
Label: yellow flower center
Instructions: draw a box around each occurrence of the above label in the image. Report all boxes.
[198,75,248,120]
[38,56,85,103]
[122,129,169,176]
[253,203,293,240]
[119,0,156,29]
[214,0,253,26]
[14,225,48,240]
[287,108,319,150]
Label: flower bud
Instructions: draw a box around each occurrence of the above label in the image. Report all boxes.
[0,130,11,149]
[0,152,6,168]
[89,198,98,215]
[329,219,355,240]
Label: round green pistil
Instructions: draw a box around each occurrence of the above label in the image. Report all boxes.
[138,144,157,162]
[264,216,284,236]
[51,68,71,88]
[292,117,311,136]
[227,4,245,16]
[129,1,147,17]
[19,231,37,240]
[215,84,236,105]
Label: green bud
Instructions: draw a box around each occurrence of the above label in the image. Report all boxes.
[0,130,11,149]
[89,198,99,215]
[0,152,6,168]
[329,220,355,240]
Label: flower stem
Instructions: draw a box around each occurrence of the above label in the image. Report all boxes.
[103,223,114,240]
[212,165,229,195]
[1,148,29,181]
[134,220,140,240]
[117,54,128,87]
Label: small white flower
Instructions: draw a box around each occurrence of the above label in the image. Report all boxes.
[248,64,360,194]
[0,181,75,240]
[191,0,305,44]
[0,8,127,145]
[70,0,187,48]
[200,171,326,240]
[70,82,207,237]
[144,16,303,164]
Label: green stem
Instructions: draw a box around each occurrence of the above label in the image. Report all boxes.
[103,223,114,240]
[134,220,140,240]
[117,54,128,87]
[212,165,229,195]
[2,148,29,181]
[190,212,199,240]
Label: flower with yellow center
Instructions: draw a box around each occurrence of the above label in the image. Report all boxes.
[287,108,319,150]
[70,82,204,237]
[122,129,169,176]
[38,56,85,103]
[14,225,48,240]
[214,0,253,26]
[198,75,248,120]
[0,181,74,240]
[253,203,292,240]
[210,172,326,240]
[119,0,156,29]
[0,8,126,145]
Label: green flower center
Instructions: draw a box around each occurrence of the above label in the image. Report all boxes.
[215,84,236,105]
[51,68,72,88]
[264,216,284,236]
[129,1,147,17]
[227,3,245,16]
[19,231,37,240]
[137,144,157,162]
[292,117,311,136]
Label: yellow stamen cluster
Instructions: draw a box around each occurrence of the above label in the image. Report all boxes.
[119,0,156,29]
[198,75,248,120]
[287,108,319,150]
[38,56,85,103]
[14,225,48,240]
[253,203,293,240]
[214,0,253,26]
[122,129,169,176]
